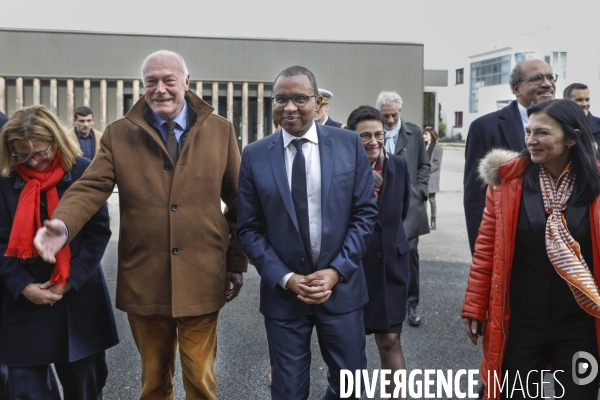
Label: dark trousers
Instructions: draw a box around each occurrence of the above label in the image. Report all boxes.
[1,364,60,400]
[6,352,107,400]
[500,317,599,399]
[265,307,367,400]
[428,192,437,219]
[407,237,420,306]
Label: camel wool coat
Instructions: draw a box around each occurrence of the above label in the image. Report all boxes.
[52,91,247,318]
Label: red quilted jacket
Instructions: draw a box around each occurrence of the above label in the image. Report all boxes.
[462,149,600,399]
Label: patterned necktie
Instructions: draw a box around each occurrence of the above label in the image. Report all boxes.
[164,121,178,163]
[291,138,315,272]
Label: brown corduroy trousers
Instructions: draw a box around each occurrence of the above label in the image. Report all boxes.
[127,311,219,400]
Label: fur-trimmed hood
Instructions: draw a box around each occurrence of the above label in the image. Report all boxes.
[477,148,521,186]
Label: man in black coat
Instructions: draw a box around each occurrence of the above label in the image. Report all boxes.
[563,83,600,148]
[463,58,556,254]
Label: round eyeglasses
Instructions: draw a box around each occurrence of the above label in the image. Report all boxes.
[12,143,54,164]
[518,73,559,86]
[359,131,385,142]
[272,94,318,108]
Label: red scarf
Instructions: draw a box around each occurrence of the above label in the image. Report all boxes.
[5,150,71,286]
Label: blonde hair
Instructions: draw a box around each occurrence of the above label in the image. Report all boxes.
[0,105,82,177]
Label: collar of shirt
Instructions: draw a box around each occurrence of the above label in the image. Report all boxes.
[75,128,93,139]
[517,102,529,134]
[152,101,188,142]
[322,115,329,125]
[281,121,318,149]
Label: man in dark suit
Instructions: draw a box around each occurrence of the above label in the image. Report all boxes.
[315,88,345,128]
[237,66,377,400]
[375,91,430,326]
[463,58,556,253]
[563,83,600,147]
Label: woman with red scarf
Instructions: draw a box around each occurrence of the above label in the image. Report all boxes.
[346,105,410,397]
[463,99,600,399]
[0,105,118,399]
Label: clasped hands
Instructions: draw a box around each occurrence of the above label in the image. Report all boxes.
[22,281,72,306]
[286,269,341,305]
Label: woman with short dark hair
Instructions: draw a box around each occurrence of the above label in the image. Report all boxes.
[347,105,410,397]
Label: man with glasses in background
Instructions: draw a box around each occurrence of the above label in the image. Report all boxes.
[463,58,556,254]
[237,65,377,399]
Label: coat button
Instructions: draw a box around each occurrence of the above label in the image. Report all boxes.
[493,285,498,289]
[376,252,382,258]
[172,248,179,255]
[301,258,305,262]
[374,225,381,231]
[171,204,178,211]
[164,163,172,170]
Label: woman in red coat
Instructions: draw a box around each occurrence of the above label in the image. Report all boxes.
[463,99,600,399]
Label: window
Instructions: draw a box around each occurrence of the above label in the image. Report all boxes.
[469,55,511,113]
[496,100,512,110]
[456,68,464,85]
[454,112,463,128]
[423,92,436,128]
[551,52,567,79]
[515,52,534,64]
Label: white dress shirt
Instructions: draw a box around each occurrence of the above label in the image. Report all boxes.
[518,102,529,135]
[278,122,322,288]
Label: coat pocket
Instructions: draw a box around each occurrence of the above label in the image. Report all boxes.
[397,240,409,255]
[331,169,354,182]
[212,206,231,250]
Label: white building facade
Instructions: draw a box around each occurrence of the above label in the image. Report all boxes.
[440,29,600,141]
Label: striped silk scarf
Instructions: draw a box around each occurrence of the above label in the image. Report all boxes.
[540,162,600,317]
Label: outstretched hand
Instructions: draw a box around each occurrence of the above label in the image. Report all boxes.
[34,219,67,264]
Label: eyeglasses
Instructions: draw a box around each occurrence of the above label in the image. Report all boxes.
[272,94,318,108]
[359,131,385,142]
[12,143,53,164]
[518,73,559,85]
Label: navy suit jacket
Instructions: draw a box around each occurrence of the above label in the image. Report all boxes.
[588,112,600,150]
[463,100,526,253]
[323,117,343,128]
[237,124,377,320]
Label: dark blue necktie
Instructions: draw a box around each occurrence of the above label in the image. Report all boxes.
[291,138,315,272]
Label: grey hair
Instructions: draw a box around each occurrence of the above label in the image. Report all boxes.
[509,63,524,95]
[141,50,189,83]
[375,91,402,111]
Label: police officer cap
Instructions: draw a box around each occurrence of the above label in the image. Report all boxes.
[319,88,333,104]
